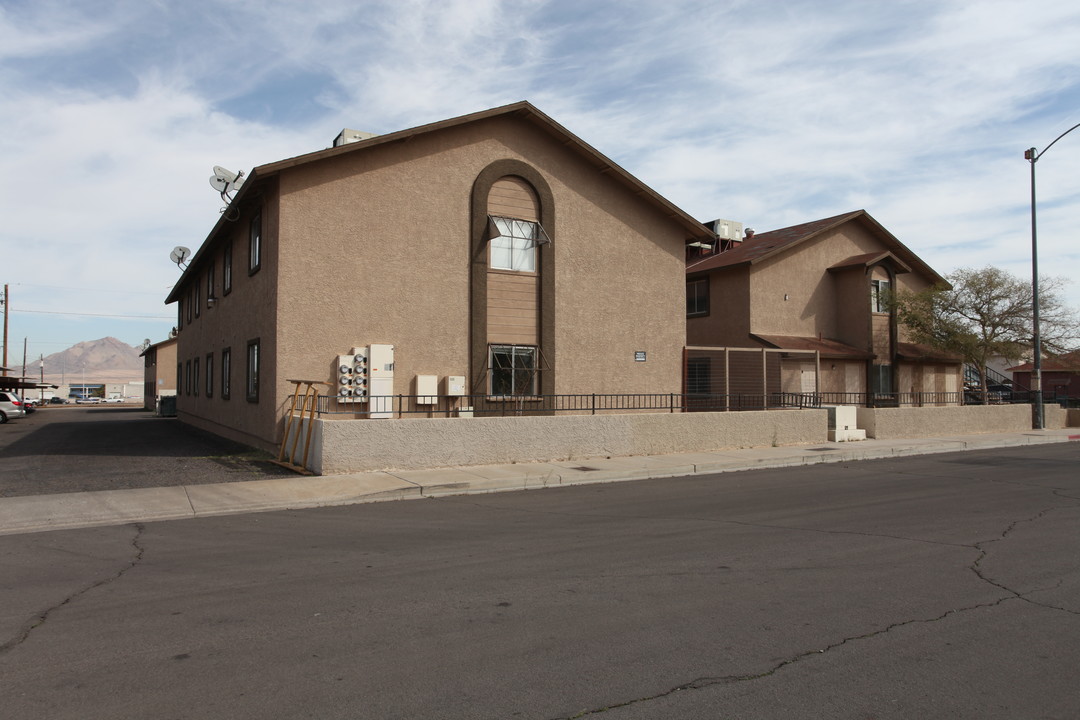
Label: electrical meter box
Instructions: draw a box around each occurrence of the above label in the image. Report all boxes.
[446,375,466,396]
[334,348,368,404]
[367,344,395,419]
[416,375,438,405]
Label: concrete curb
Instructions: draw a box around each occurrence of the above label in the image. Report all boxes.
[1,430,1076,536]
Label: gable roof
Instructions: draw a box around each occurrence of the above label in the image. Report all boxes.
[686,209,945,285]
[1009,349,1080,373]
[166,102,712,304]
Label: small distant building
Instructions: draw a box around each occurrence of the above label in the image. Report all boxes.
[1009,350,1080,400]
[140,337,179,411]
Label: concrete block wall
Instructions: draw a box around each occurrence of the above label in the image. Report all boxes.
[307,410,828,474]
[1043,405,1080,430]
[855,405,1032,439]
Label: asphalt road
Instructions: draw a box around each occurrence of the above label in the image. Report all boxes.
[0,407,294,497]
[1,442,1078,719]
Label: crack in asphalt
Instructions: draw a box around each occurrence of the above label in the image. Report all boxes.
[539,486,1080,717]
[554,596,1018,720]
[0,523,145,656]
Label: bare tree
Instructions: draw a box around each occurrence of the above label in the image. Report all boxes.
[892,266,1080,393]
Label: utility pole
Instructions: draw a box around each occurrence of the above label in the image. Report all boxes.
[2,284,8,374]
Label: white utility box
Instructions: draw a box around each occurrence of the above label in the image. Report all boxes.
[416,375,438,405]
[446,375,466,396]
[367,344,395,418]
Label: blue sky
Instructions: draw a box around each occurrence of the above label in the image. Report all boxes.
[2,0,1079,369]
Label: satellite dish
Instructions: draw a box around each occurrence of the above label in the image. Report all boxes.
[209,166,245,210]
[170,246,191,267]
[209,175,230,193]
[213,166,239,183]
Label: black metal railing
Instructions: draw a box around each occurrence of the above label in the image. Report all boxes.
[309,389,1000,418]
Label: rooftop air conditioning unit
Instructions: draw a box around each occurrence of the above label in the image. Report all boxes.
[704,218,744,241]
[333,128,378,147]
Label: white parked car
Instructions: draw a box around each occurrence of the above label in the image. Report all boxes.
[0,391,27,422]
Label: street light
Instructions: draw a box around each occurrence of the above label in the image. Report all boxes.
[1025,121,1080,430]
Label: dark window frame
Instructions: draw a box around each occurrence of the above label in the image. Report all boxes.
[246,338,260,402]
[871,278,890,314]
[248,212,262,275]
[221,347,232,400]
[686,277,710,317]
[193,357,200,397]
[205,352,214,398]
[223,240,233,295]
[488,344,538,397]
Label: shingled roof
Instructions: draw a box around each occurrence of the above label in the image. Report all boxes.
[686,209,945,285]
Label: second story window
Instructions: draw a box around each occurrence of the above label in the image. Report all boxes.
[207,263,215,303]
[249,212,262,274]
[687,278,709,317]
[223,240,233,294]
[871,278,890,313]
[490,217,537,272]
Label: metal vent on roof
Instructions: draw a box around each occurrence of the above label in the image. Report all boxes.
[333,128,378,147]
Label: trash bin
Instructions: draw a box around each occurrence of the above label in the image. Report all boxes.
[158,395,177,417]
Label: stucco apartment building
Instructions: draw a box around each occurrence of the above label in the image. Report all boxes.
[165,102,712,451]
[686,210,961,401]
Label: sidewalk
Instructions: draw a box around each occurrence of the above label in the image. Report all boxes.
[2,429,1077,536]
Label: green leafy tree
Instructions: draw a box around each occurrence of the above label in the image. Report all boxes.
[892,266,1080,393]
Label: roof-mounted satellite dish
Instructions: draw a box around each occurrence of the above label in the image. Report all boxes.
[209,166,245,202]
[170,246,191,270]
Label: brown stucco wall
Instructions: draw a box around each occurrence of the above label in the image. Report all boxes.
[686,268,750,346]
[175,114,693,449]
[173,183,281,451]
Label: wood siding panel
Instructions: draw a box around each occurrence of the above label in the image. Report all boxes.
[488,271,537,345]
[488,177,539,221]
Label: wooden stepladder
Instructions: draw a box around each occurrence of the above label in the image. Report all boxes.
[275,379,331,474]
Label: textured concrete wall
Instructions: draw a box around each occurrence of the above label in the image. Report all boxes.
[307,410,827,474]
[856,405,1032,439]
[1043,406,1080,429]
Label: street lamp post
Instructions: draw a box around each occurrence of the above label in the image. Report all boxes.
[1025,121,1080,430]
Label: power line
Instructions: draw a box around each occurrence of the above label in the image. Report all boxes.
[12,282,171,296]
[12,309,173,320]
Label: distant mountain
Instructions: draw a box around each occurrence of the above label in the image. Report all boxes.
[41,337,143,385]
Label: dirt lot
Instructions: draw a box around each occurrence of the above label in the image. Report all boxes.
[0,406,295,498]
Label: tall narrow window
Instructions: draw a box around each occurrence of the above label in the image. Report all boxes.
[221,347,231,400]
[223,240,233,295]
[195,280,201,318]
[249,213,262,274]
[489,344,537,396]
[246,339,260,402]
[205,353,214,397]
[207,263,215,303]
[193,358,200,397]
[490,217,537,272]
[185,360,192,395]
[871,279,890,313]
[178,299,184,330]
